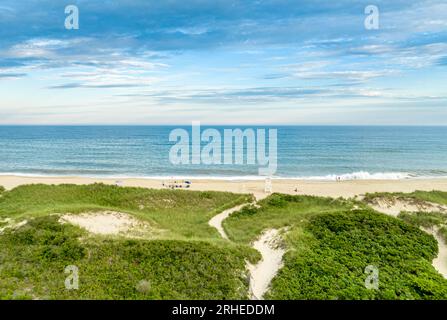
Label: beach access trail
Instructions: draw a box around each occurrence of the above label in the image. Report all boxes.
[208,204,248,240]
[208,197,285,300]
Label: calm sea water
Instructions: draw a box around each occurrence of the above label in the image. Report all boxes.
[0,126,446,180]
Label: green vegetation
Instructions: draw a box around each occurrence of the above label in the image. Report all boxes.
[268,211,447,299]
[225,193,447,299]
[0,216,256,299]
[224,193,356,244]
[364,191,447,242]
[399,211,446,229]
[398,211,447,242]
[439,227,447,243]
[0,183,257,299]
[402,191,447,206]
[0,183,252,240]
[1,186,447,300]
[363,190,447,206]
[363,190,447,243]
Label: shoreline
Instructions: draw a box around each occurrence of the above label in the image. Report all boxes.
[2,175,447,199]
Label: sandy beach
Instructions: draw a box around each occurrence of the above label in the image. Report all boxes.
[1,175,447,199]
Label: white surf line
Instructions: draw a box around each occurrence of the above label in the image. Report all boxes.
[247,229,286,300]
[208,204,248,239]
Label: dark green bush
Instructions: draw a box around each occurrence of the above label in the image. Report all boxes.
[267,210,447,299]
[0,215,254,299]
[265,194,288,207]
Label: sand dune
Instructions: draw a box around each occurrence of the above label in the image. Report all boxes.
[368,197,447,217]
[208,204,248,239]
[247,229,286,300]
[365,197,447,280]
[208,203,286,299]
[425,228,447,279]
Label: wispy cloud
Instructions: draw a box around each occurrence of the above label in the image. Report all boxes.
[0,73,26,79]
[0,0,446,124]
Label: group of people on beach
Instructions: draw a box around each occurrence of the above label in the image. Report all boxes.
[162,180,192,189]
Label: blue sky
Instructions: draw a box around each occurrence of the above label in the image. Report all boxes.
[0,0,446,124]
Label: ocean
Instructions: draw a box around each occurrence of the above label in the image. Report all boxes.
[0,125,446,180]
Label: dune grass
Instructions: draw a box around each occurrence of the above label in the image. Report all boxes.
[399,211,446,229]
[439,227,447,242]
[224,193,356,244]
[1,185,447,300]
[0,184,259,299]
[398,211,447,243]
[363,190,447,242]
[225,193,447,299]
[0,183,252,240]
[0,215,257,300]
[363,190,447,206]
